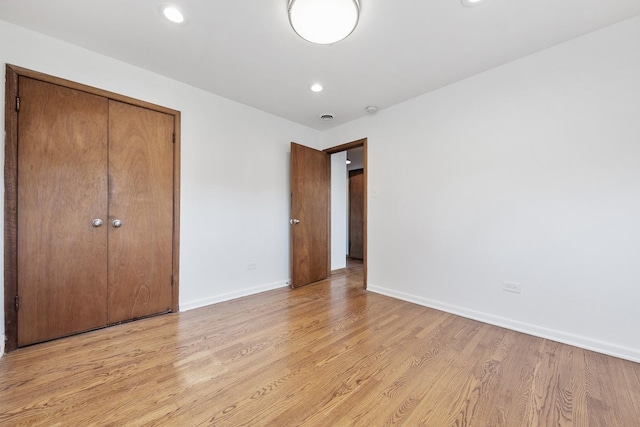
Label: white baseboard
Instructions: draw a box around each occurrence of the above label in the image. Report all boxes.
[368,284,640,364]
[180,280,289,312]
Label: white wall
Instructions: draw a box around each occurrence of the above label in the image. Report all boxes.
[331,152,348,270]
[0,19,322,351]
[322,16,640,362]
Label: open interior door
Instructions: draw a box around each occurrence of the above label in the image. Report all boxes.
[290,142,330,288]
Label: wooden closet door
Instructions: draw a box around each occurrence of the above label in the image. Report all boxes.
[17,77,109,346]
[107,100,174,323]
[348,169,364,259]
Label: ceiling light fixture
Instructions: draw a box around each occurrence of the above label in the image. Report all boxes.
[288,0,360,45]
[310,83,324,92]
[162,6,184,23]
[461,0,484,7]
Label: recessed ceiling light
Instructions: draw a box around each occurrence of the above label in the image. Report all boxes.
[320,114,334,121]
[310,83,323,93]
[163,6,185,23]
[461,0,485,7]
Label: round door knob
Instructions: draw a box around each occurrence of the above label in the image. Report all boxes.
[92,219,103,227]
[112,219,123,228]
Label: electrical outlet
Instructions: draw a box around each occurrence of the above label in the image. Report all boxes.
[247,262,257,270]
[503,281,522,294]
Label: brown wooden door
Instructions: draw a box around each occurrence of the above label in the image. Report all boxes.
[290,142,330,288]
[349,169,364,259]
[17,77,109,346]
[107,101,174,323]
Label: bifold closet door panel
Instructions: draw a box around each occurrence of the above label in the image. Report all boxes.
[107,100,174,324]
[17,77,109,346]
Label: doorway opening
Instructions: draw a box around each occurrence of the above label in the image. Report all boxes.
[289,138,367,290]
[325,138,367,288]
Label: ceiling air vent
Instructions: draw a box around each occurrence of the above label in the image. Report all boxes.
[320,114,334,121]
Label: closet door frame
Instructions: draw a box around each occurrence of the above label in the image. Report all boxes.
[4,64,181,352]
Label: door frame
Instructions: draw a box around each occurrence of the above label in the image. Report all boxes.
[324,138,368,288]
[3,64,182,352]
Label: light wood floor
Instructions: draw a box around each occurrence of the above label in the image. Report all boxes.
[1,262,639,426]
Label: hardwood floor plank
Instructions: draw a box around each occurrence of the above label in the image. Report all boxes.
[1,261,639,426]
[487,330,542,425]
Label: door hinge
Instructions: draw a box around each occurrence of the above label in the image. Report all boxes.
[172,133,175,143]
[15,96,20,112]
[15,295,19,312]
[171,275,174,287]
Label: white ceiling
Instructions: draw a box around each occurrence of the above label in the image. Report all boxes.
[2,1,640,130]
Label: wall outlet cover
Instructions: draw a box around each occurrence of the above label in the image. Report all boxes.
[503,281,522,294]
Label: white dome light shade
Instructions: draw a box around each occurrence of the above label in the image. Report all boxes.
[288,0,360,45]
[163,6,184,23]
[461,0,484,7]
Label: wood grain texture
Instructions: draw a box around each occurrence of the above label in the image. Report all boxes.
[349,169,364,259]
[4,65,19,352]
[107,100,174,324]
[290,142,330,288]
[4,65,182,350]
[171,113,181,313]
[1,261,638,426]
[17,77,109,346]
[7,64,179,117]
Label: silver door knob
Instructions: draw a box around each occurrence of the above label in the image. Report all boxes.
[92,219,103,227]
[290,218,300,225]
[112,219,123,228]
